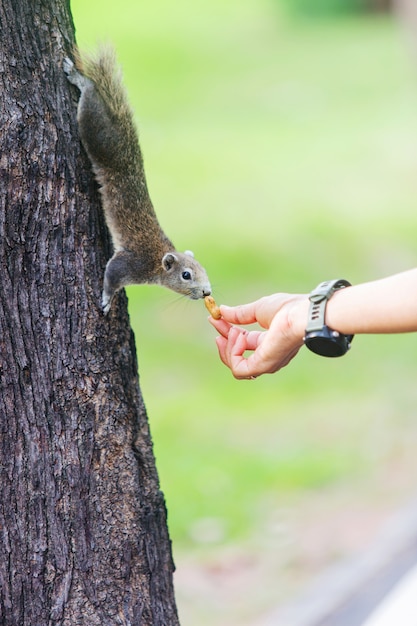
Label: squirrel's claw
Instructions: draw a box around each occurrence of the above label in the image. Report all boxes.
[63,57,74,76]
[101,292,112,315]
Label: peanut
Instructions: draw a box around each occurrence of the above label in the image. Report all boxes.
[204,295,221,319]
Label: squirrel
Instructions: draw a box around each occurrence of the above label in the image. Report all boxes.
[63,47,211,314]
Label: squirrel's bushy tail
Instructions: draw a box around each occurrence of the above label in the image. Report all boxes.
[76,46,132,124]
[74,45,141,175]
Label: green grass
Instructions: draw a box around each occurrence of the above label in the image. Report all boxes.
[70,0,417,620]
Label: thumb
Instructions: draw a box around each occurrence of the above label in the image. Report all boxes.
[219,302,258,326]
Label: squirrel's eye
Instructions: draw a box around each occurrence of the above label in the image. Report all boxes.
[182,271,192,281]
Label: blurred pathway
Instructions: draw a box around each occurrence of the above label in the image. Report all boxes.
[362,563,417,626]
[259,496,417,626]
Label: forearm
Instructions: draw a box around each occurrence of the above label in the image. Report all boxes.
[293,269,417,337]
[211,269,417,379]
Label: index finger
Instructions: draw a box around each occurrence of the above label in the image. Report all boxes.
[208,317,232,338]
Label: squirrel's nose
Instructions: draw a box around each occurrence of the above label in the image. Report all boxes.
[203,287,211,297]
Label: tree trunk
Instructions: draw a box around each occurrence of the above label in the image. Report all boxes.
[0,1,179,624]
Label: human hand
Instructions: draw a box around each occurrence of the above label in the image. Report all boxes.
[208,294,309,379]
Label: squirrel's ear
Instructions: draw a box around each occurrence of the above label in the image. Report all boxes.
[162,252,178,271]
[184,250,194,258]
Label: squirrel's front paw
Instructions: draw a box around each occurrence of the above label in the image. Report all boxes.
[101,291,112,315]
[102,299,111,315]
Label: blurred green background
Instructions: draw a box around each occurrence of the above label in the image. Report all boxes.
[71,1,417,623]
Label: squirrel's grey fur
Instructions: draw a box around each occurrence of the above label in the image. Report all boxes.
[64,47,211,314]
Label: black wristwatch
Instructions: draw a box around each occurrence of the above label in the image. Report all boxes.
[304,279,354,357]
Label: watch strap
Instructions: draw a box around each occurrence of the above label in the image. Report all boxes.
[305,279,351,333]
[304,279,354,357]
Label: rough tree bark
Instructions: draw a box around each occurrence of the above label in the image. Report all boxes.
[0,1,179,624]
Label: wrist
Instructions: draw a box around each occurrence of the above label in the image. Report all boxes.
[324,287,348,331]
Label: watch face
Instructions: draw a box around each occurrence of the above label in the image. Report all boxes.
[304,328,352,358]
